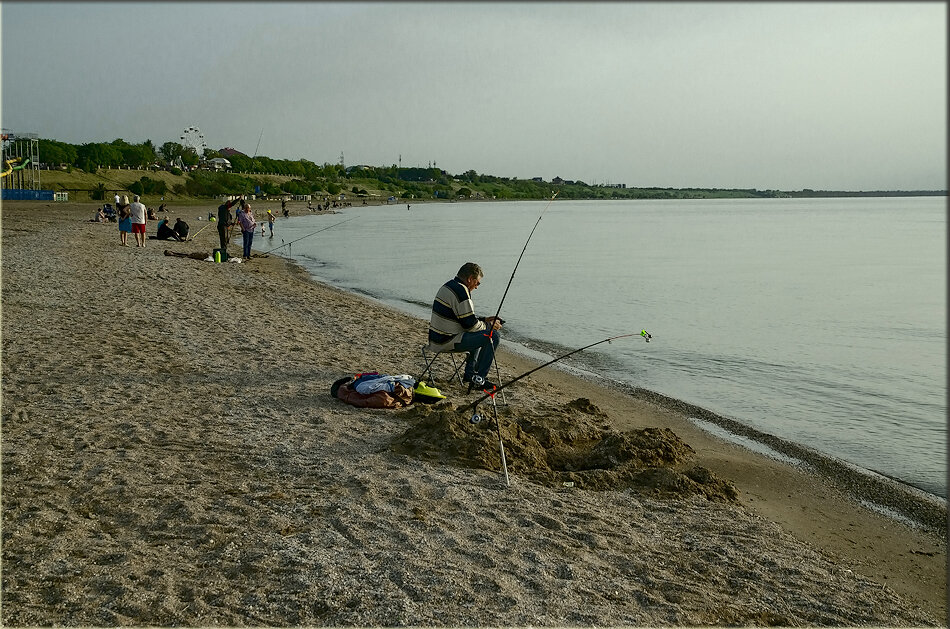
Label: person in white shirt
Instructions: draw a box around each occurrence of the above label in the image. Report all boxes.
[129,194,148,247]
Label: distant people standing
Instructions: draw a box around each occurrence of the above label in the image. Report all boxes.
[217,196,241,258]
[267,210,276,237]
[238,201,257,260]
[232,204,243,242]
[117,195,132,247]
[281,198,287,216]
[129,195,148,247]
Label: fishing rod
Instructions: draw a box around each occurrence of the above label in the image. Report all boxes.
[418,190,557,394]
[466,328,651,487]
[488,389,510,486]
[469,190,559,400]
[188,193,248,242]
[187,220,214,242]
[489,190,558,325]
[465,329,652,416]
[267,216,358,254]
[253,127,264,158]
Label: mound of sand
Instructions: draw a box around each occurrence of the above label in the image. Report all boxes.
[392,398,739,502]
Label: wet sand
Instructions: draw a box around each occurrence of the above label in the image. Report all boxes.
[1,201,945,625]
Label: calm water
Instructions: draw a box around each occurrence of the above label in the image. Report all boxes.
[257,197,946,498]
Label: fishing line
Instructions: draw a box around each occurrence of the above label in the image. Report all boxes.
[465,329,652,414]
[267,216,358,255]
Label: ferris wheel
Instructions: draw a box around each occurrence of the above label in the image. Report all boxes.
[180,126,207,156]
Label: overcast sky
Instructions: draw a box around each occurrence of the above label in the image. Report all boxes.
[1,2,946,190]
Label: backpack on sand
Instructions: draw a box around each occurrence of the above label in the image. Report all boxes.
[330,372,446,408]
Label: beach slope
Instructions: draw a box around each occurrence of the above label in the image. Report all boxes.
[1,202,945,625]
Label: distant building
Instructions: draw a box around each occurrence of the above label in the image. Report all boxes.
[207,157,232,171]
[345,165,374,174]
[219,147,246,158]
[531,177,544,183]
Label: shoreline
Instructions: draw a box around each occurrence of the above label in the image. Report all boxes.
[268,223,947,525]
[1,201,945,625]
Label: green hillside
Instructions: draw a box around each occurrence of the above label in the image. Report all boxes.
[12,162,948,207]
[25,166,791,206]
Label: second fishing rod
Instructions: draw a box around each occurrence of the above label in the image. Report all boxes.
[464,191,559,487]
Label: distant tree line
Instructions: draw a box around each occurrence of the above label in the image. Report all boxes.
[40,138,160,173]
[35,136,946,201]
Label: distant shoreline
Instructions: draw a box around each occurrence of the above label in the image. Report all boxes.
[6,164,946,205]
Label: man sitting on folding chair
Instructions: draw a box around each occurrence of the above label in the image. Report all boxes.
[427,262,504,393]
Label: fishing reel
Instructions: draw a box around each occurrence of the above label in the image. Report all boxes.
[470,411,484,424]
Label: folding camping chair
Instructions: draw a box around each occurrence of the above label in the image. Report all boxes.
[419,343,508,404]
[419,344,467,386]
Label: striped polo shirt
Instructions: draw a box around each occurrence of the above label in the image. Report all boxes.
[428,277,486,350]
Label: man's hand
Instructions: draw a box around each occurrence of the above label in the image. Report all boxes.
[484,316,504,330]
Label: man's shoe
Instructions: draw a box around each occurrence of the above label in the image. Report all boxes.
[467,374,498,393]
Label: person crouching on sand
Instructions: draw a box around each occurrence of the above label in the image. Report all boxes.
[173,218,189,241]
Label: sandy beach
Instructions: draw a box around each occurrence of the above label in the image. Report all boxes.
[1,201,945,626]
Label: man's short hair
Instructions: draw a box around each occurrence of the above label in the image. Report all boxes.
[133,195,140,202]
[457,262,482,280]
